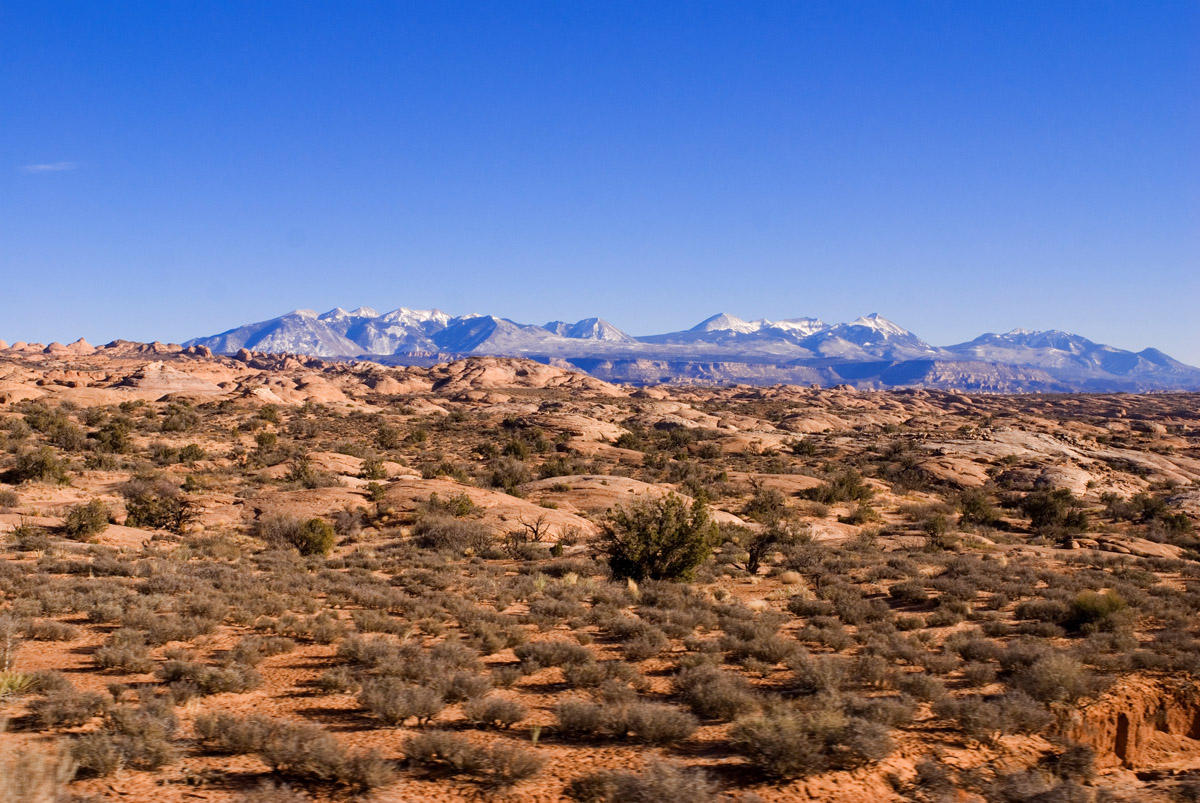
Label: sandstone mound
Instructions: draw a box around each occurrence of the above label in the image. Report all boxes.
[426,357,624,397]
[383,476,600,537]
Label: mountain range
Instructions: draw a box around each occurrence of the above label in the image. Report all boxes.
[185,307,1200,392]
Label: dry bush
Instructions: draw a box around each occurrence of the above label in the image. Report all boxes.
[29,685,108,729]
[555,700,696,745]
[514,640,593,671]
[358,678,445,727]
[674,664,760,720]
[93,629,154,673]
[258,719,394,791]
[413,515,493,554]
[404,730,545,788]
[156,659,261,696]
[463,695,527,729]
[73,700,179,776]
[194,712,274,754]
[730,704,893,778]
[564,759,722,803]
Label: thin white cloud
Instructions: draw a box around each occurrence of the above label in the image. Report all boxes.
[20,162,76,173]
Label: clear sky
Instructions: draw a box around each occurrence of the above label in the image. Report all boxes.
[3,1,1197,362]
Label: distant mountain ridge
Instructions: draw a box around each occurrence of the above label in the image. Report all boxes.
[185,307,1200,392]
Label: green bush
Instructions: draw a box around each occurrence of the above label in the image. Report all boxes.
[1020,488,1088,535]
[121,478,193,533]
[804,470,873,505]
[600,493,716,582]
[1065,591,1126,634]
[62,499,109,539]
[7,448,69,484]
[254,515,336,556]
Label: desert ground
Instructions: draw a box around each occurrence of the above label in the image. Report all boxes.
[1,339,1199,802]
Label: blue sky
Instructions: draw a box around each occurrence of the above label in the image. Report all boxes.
[3,1,1197,362]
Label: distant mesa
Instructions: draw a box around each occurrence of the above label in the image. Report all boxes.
[172,305,1200,392]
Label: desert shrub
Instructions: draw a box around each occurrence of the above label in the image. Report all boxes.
[804,469,873,504]
[555,700,615,739]
[284,455,341,489]
[786,651,848,696]
[413,515,493,554]
[933,691,1052,743]
[890,580,929,606]
[898,672,947,703]
[259,719,393,791]
[958,488,1001,526]
[554,700,695,745]
[194,712,274,754]
[620,702,698,745]
[93,630,154,673]
[316,666,359,695]
[463,695,527,729]
[26,620,78,642]
[484,741,547,788]
[121,477,192,533]
[730,705,893,778]
[436,671,493,704]
[421,492,478,518]
[29,685,108,729]
[514,640,593,670]
[489,457,532,493]
[404,729,487,774]
[358,678,445,726]
[62,499,109,539]
[156,660,261,696]
[564,759,722,803]
[600,493,716,582]
[0,488,17,508]
[7,447,69,484]
[9,519,51,550]
[622,628,669,662]
[563,660,639,690]
[102,700,179,770]
[229,636,297,666]
[254,514,336,556]
[1021,488,1088,536]
[961,661,998,687]
[1044,742,1096,783]
[359,457,387,480]
[1064,590,1126,634]
[295,518,336,556]
[674,664,760,720]
[71,731,123,777]
[984,770,1096,803]
[404,730,545,787]
[1008,654,1096,703]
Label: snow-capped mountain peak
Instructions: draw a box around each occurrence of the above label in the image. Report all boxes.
[849,313,912,338]
[183,305,1200,392]
[690,313,761,334]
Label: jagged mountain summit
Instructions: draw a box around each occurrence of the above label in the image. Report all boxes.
[185,307,1200,392]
